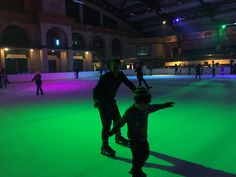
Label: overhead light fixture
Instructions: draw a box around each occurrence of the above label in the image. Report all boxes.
[73,0,84,4]
[162,21,166,24]
[129,13,136,16]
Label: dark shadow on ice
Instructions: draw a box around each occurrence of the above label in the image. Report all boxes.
[113,151,236,177]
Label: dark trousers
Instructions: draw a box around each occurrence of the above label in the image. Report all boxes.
[36,84,43,95]
[130,140,149,175]
[137,76,149,88]
[0,76,7,88]
[98,100,121,145]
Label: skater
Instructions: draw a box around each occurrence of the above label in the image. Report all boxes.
[74,68,79,79]
[135,62,152,89]
[32,71,44,96]
[107,87,174,177]
[93,58,136,157]
[221,65,224,75]
[174,64,178,75]
[212,61,216,77]
[0,68,9,88]
[188,65,191,75]
[195,64,202,79]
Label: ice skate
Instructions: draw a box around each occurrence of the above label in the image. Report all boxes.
[129,169,147,177]
[115,135,129,146]
[101,145,116,157]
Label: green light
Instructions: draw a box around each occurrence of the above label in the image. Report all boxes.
[221,24,226,29]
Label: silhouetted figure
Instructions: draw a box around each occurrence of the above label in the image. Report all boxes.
[107,87,174,177]
[174,64,178,75]
[188,65,191,75]
[195,64,202,80]
[74,68,79,79]
[135,62,152,89]
[178,64,182,75]
[93,58,136,157]
[212,61,216,77]
[32,72,43,96]
[230,60,234,74]
[221,65,224,75]
[0,68,9,88]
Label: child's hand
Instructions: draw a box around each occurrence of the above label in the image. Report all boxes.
[165,102,175,108]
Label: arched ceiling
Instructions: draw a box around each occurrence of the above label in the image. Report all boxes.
[87,0,236,37]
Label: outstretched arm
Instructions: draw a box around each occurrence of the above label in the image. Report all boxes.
[120,72,136,91]
[148,102,175,113]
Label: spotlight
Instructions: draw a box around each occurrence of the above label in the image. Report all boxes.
[221,24,226,29]
[162,21,166,24]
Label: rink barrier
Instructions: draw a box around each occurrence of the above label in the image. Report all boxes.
[6,67,231,83]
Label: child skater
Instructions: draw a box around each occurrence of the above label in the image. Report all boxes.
[32,71,44,96]
[107,87,174,177]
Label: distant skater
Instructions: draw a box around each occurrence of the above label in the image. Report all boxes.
[195,64,202,79]
[212,61,216,77]
[32,71,44,96]
[135,62,152,89]
[74,68,79,79]
[221,65,224,75]
[0,68,9,88]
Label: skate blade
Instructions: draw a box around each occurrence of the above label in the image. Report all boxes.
[115,141,130,147]
[101,151,116,158]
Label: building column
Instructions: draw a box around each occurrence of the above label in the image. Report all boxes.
[40,48,48,72]
[105,36,112,58]
[66,49,74,71]
[0,49,5,68]
[79,4,84,24]
[60,50,73,72]
[84,51,93,71]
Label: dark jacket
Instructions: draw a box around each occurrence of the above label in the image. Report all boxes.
[135,66,143,77]
[93,71,136,102]
[110,104,170,141]
[32,74,42,85]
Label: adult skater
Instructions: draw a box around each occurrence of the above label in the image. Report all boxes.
[135,62,152,89]
[107,87,174,177]
[93,58,136,157]
[32,71,44,96]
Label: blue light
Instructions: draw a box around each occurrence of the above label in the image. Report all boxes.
[55,39,60,46]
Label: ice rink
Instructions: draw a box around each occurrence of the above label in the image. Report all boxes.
[0,74,236,177]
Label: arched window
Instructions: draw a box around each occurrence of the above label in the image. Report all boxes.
[2,25,29,47]
[72,33,85,50]
[46,27,67,49]
[91,36,105,61]
[112,38,122,57]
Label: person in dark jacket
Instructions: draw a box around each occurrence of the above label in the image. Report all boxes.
[107,87,174,177]
[0,68,9,88]
[93,58,136,157]
[32,71,44,96]
[135,62,151,89]
[195,64,202,80]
